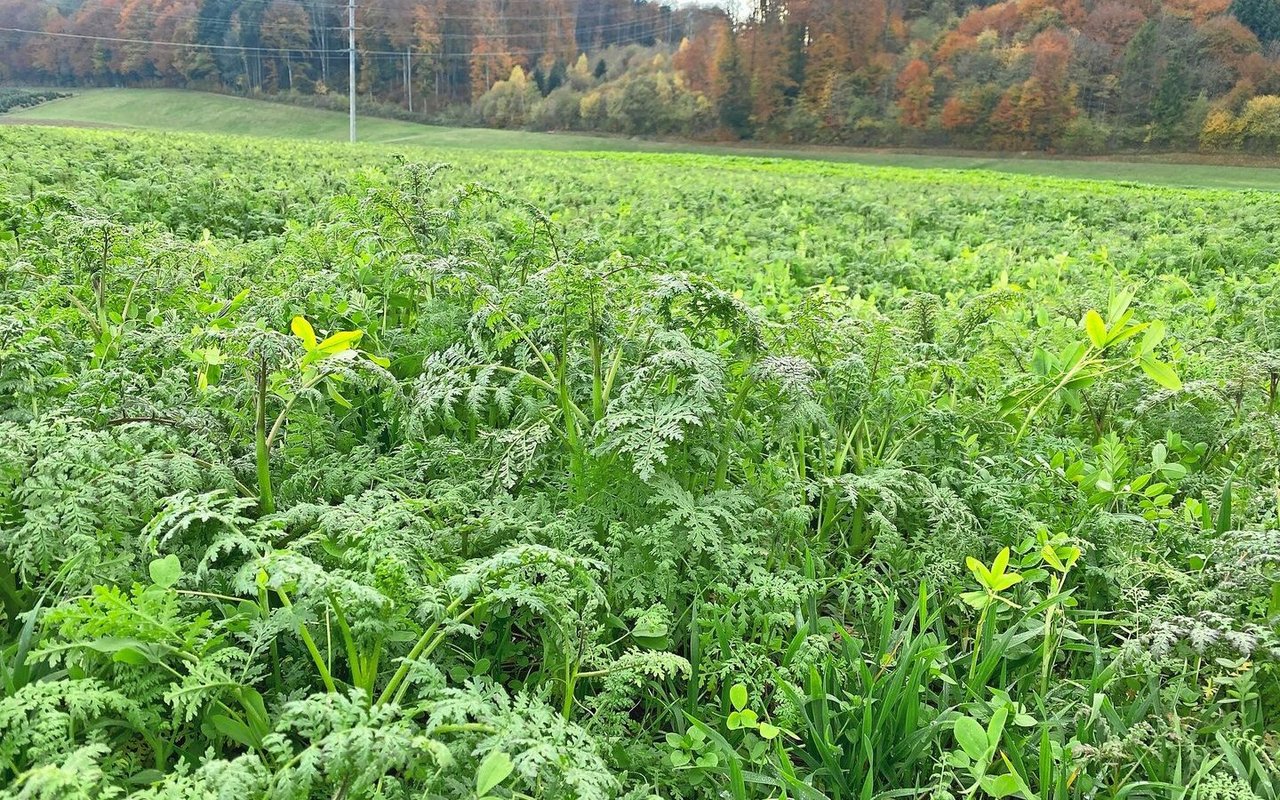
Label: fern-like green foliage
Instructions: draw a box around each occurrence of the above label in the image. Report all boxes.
[2,132,1279,800]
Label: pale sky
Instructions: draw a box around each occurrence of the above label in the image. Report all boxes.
[672,0,750,16]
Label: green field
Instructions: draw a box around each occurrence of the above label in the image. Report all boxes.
[1,122,1279,798]
[10,88,1280,190]
[5,88,637,150]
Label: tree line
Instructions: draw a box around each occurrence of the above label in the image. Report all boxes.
[4,0,1280,152]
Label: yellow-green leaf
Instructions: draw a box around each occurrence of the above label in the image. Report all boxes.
[1107,287,1135,324]
[981,773,1022,799]
[991,573,1022,591]
[1060,546,1081,569]
[965,556,991,586]
[315,329,362,355]
[1139,356,1182,390]
[1140,320,1166,355]
[991,547,1011,577]
[1041,543,1065,572]
[1083,310,1107,349]
[290,316,317,350]
[1105,321,1146,347]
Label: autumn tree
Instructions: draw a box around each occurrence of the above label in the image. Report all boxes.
[1166,0,1232,22]
[896,58,933,128]
[540,0,579,66]
[469,0,519,99]
[151,0,215,83]
[1199,14,1263,70]
[990,30,1077,148]
[1237,92,1280,148]
[409,0,444,107]
[1083,2,1148,48]
[796,0,886,106]
[673,27,717,95]
[261,0,311,91]
[1200,106,1237,147]
[941,86,998,137]
[474,64,540,126]
[740,20,793,127]
[65,0,127,83]
[112,0,156,80]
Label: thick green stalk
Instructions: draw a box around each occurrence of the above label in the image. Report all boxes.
[254,360,275,516]
[849,500,867,553]
[713,372,756,490]
[591,337,604,422]
[275,588,336,693]
[817,422,862,542]
[329,594,371,694]
[376,598,475,707]
[562,655,576,718]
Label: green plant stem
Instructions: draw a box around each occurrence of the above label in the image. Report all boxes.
[257,585,283,692]
[713,371,755,490]
[376,598,477,707]
[562,654,576,718]
[275,587,336,693]
[433,722,497,735]
[969,602,990,686]
[1040,574,1060,697]
[254,359,275,515]
[590,336,604,422]
[265,396,298,450]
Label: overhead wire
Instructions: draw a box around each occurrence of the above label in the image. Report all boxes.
[0,0,701,79]
[105,4,674,32]
[14,0,691,35]
[0,22,679,60]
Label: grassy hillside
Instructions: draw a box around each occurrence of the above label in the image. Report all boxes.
[4,88,626,150]
[9,88,1280,190]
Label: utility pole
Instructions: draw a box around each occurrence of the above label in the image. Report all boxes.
[348,0,356,142]
[406,46,413,113]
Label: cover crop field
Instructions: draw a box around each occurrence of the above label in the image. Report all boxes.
[10,89,1280,192]
[0,125,1278,799]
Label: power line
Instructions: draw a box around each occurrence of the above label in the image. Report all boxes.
[35,9,669,41]
[89,0,683,28]
[0,1,682,56]
[99,6,339,34]
[0,24,673,59]
[298,0,682,14]
[0,25,307,54]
